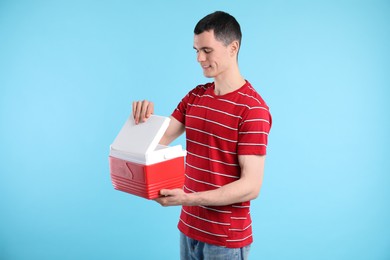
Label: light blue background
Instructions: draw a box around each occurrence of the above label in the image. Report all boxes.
[1,1,389,259]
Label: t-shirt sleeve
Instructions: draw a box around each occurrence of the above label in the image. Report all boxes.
[171,86,201,125]
[237,106,272,156]
[171,89,191,124]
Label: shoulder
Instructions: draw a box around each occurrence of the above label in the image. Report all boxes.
[238,81,270,111]
[190,82,213,95]
[184,82,214,101]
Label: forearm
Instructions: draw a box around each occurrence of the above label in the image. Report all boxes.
[185,176,262,206]
[157,155,265,207]
[159,116,185,145]
[185,155,265,206]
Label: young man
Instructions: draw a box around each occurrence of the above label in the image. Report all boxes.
[132,11,271,260]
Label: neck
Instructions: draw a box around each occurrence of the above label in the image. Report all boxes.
[214,66,245,96]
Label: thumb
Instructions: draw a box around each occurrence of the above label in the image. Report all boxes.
[160,189,171,197]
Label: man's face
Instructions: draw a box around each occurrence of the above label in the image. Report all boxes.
[193,30,233,78]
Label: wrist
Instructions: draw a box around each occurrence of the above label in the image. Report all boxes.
[184,192,202,206]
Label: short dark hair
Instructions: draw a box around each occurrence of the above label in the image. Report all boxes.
[194,11,242,47]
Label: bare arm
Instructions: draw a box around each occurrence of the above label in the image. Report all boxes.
[159,116,185,145]
[156,155,265,206]
[132,100,184,145]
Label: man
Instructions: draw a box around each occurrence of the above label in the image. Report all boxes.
[132,11,271,260]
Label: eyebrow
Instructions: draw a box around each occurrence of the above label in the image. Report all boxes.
[193,46,213,51]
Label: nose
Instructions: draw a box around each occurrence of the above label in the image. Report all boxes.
[197,51,206,62]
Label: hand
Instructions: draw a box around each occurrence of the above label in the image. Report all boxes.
[155,188,189,207]
[132,100,154,124]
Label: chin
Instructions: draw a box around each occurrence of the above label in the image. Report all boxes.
[203,71,215,78]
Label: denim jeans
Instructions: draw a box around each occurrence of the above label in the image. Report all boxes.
[180,232,251,260]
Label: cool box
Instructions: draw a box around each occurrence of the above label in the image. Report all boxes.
[109,115,186,199]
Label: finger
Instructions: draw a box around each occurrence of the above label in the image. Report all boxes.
[159,189,169,197]
[154,196,169,207]
[132,101,137,121]
[134,101,143,124]
[146,102,154,118]
[140,100,150,122]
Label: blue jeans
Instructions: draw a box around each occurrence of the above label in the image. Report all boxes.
[180,232,251,260]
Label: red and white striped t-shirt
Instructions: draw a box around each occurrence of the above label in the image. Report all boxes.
[171,80,272,248]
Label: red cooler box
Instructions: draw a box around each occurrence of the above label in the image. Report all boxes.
[109,115,186,199]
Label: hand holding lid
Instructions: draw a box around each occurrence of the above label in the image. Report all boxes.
[132,100,154,124]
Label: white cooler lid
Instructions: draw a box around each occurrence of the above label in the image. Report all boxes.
[111,115,170,155]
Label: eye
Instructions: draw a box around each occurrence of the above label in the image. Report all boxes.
[203,48,212,54]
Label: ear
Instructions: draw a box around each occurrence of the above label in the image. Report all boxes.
[229,40,240,57]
